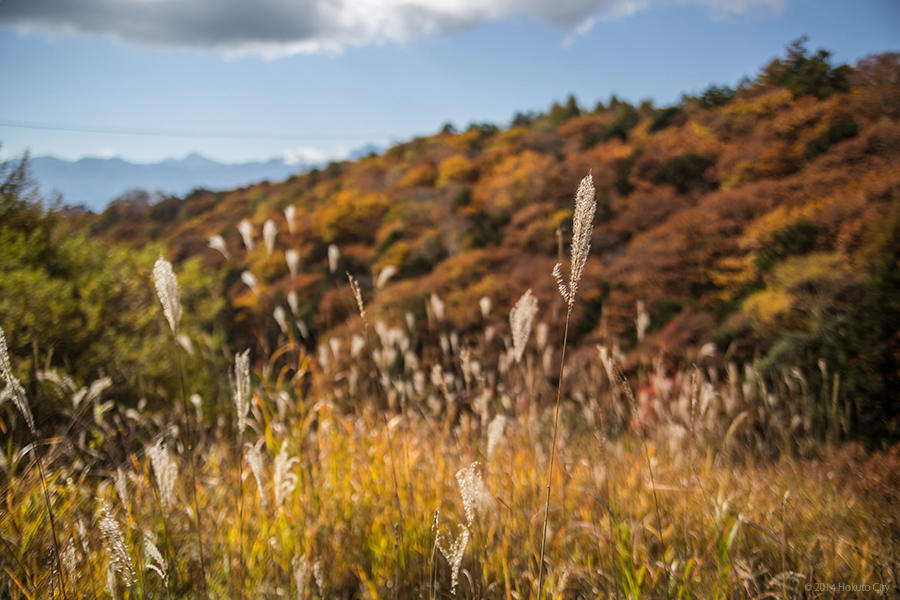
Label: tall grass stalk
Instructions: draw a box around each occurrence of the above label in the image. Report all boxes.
[233,349,251,600]
[539,174,595,597]
[1,327,68,599]
[153,257,208,595]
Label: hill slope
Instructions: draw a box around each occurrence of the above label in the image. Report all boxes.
[89,46,900,439]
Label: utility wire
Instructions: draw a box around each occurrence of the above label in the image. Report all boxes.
[0,119,391,141]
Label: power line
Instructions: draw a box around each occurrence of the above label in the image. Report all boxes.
[0,119,392,141]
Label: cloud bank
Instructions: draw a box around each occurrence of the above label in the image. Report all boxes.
[0,0,784,58]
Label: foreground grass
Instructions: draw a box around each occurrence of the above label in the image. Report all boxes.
[3,393,897,598]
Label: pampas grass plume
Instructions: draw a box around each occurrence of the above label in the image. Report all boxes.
[153,257,181,335]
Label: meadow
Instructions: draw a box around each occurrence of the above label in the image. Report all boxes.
[2,175,897,599]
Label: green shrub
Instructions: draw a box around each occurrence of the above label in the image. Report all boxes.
[806,120,859,159]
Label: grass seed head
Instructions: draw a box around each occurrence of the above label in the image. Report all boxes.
[238,219,254,252]
[233,349,251,436]
[153,256,181,335]
[510,289,538,364]
[0,327,34,434]
[263,218,278,256]
[98,499,135,587]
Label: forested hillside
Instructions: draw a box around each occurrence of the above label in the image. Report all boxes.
[78,40,900,442]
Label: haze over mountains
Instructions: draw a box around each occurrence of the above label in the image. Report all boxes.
[27,147,378,211]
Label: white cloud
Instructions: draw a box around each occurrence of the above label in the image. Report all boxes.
[282,146,345,166]
[0,0,786,58]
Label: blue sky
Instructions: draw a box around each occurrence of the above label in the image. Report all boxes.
[0,0,897,164]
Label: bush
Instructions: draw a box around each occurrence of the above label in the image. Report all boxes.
[649,107,683,132]
[654,152,715,194]
[805,120,859,159]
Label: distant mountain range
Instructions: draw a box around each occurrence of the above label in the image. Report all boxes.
[28,146,380,211]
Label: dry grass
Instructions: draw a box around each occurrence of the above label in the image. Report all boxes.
[1,374,896,598]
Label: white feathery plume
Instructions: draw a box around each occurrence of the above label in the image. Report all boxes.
[245,440,267,507]
[114,467,129,510]
[510,289,538,364]
[238,219,254,252]
[98,499,135,586]
[233,349,251,436]
[285,248,300,277]
[313,561,325,597]
[479,296,492,319]
[347,273,366,320]
[176,334,194,356]
[263,219,278,256]
[487,415,507,461]
[0,327,34,434]
[107,564,119,600]
[273,443,299,509]
[536,321,549,350]
[296,319,310,340]
[284,204,296,235]
[636,300,650,342]
[327,244,340,273]
[329,337,341,361]
[207,234,230,259]
[240,270,259,295]
[350,334,366,358]
[375,265,397,289]
[436,520,469,596]
[430,292,445,322]
[153,257,181,335]
[142,531,168,586]
[554,174,596,307]
[292,554,310,596]
[456,461,495,527]
[148,440,178,511]
[287,290,300,315]
[273,306,289,334]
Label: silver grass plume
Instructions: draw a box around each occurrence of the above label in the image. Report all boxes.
[429,292,445,322]
[0,327,35,433]
[240,270,259,295]
[435,520,469,596]
[98,499,135,587]
[148,440,178,511]
[285,248,300,277]
[233,349,251,436]
[273,443,299,509]
[510,289,538,364]
[285,204,296,235]
[263,219,278,256]
[292,554,310,596]
[208,234,230,259]
[479,296,492,319]
[273,306,289,334]
[142,531,168,586]
[238,219,254,252]
[376,265,397,289]
[287,290,300,315]
[114,467,129,510]
[328,243,340,273]
[313,561,325,597]
[153,257,181,335]
[245,440,267,508]
[347,273,366,320]
[554,174,596,307]
[636,300,650,342]
[486,415,507,461]
[107,565,119,600]
[456,461,495,527]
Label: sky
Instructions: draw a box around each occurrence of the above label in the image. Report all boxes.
[0,0,897,164]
